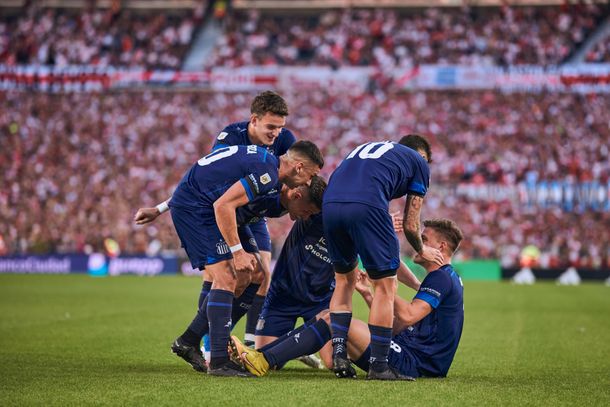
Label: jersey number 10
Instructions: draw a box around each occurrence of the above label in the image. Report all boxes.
[347,142,394,160]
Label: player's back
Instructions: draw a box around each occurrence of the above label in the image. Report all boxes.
[213,121,296,156]
[324,142,430,211]
[269,213,335,305]
[170,145,278,213]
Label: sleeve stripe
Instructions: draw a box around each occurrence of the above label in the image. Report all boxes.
[408,182,427,196]
[212,144,229,151]
[414,291,440,309]
[240,178,255,201]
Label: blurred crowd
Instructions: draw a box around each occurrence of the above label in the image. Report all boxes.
[1,3,608,70]
[0,3,201,69]
[208,4,606,68]
[1,90,609,269]
[586,33,610,63]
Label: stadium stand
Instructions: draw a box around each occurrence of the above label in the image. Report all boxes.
[0,2,203,69]
[205,4,607,68]
[1,90,609,268]
[1,1,609,270]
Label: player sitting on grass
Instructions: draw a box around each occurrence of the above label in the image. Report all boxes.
[230,218,464,381]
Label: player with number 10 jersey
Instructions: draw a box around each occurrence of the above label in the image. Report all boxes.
[322,135,444,381]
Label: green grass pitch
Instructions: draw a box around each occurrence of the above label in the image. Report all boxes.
[1,274,609,406]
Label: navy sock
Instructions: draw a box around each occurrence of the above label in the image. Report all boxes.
[231,283,260,326]
[330,312,352,359]
[263,319,331,369]
[245,294,266,340]
[198,281,213,309]
[257,316,317,352]
[207,289,234,368]
[368,324,392,372]
[180,295,210,346]
[352,347,371,372]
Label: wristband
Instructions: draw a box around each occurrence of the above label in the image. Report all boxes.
[155,201,169,214]
[229,243,243,253]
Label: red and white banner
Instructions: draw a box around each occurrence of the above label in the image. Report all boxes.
[1,64,609,93]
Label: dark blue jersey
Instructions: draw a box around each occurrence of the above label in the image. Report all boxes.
[398,264,464,377]
[170,145,279,213]
[236,190,287,226]
[324,142,430,211]
[268,213,335,305]
[213,121,296,156]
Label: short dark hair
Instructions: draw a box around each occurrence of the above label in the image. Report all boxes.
[288,140,324,169]
[250,90,289,117]
[423,218,463,254]
[398,134,432,163]
[306,175,327,209]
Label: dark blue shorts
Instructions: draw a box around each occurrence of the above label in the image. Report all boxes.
[255,295,330,337]
[322,202,400,278]
[352,335,419,378]
[170,206,258,269]
[248,218,271,253]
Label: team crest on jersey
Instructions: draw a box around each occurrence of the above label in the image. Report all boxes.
[217,131,228,140]
[260,173,271,185]
[256,318,265,331]
[216,241,229,255]
[247,145,257,154]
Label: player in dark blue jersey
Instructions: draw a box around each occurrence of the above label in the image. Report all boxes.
[322,134,445,380]
[254,212,335,368]
[181,176,327,368]
[164,141,323,377]
[135,90,296,346]
[252,205,422,371]
[231,218,464,380]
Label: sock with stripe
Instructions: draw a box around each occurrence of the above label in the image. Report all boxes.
[368,324,392,372]
[263,318,331,368]
[330,312,352,359]
[207,289,234,369]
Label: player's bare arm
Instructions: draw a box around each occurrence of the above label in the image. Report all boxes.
[396,261,421,291]
[214,182,256,274]
[403,195,444,266]
[134,198,170,225]
[393,297,432,328]
[354,270,374,308]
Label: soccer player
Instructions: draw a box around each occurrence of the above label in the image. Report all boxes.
[169,176,327,373]
[255,212,422,370]
[322,135,444,380]
[232,218,464,381]
[134,90,296,346]
[166,141,323,376]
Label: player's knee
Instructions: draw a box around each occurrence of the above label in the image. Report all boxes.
[370,274,397,294]
[212,267,239,292]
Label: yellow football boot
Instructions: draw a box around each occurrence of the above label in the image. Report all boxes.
[229,336,270,377]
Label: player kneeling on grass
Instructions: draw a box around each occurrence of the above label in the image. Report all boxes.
[230,219,464,380]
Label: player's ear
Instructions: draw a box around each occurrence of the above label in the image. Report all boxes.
[292,189,302,200]
[250,113,259,125]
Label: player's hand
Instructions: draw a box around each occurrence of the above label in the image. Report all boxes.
[419,245,445,266]
[390,211,403,233]
[354,270,372,296]
[232,250,256,274]
[134,207,160,225]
